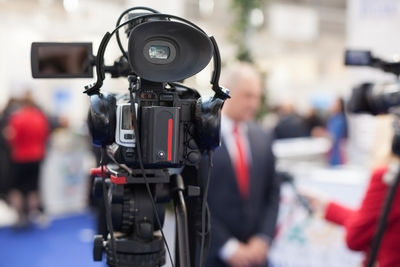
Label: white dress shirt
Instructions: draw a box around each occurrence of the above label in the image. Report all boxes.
[220,115,251,165]
[218,115,251,261]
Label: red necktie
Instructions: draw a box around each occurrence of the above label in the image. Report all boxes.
[233,123,249,199]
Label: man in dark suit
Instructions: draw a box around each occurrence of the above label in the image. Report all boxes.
[205,63,280,267]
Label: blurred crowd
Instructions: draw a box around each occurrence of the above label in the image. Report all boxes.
[268,96,348,166]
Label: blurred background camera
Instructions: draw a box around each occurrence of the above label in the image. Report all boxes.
[346,49,400,115]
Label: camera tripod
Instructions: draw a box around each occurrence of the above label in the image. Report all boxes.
[91,165,205,267]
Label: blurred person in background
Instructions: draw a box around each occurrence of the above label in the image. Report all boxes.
[261,105,279,131]
[304,107,326,137]
[0,97,21,199]
[325,97,348,165]
[273,101,309,139]
[303,115,400,267]
[5,89,50,228]
[205,62,280,267]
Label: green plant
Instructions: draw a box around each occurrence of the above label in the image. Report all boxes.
[230,0,266,62]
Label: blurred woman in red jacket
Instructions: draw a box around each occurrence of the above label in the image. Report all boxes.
[306,165,400,267]
[5,91,49,227]
[304,114,400,267]
[327,166,400,266]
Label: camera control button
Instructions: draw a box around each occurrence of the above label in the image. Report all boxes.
[157,151,166,159]
[124,134,134,139]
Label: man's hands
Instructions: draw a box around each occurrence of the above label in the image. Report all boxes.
[226,243,253,267]
[247,237,269,266]
[226,237,269,267]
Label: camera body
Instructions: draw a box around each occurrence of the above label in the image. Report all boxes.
[81,14,228,171]
[96,80,202,169]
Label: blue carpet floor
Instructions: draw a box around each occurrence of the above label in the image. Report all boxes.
[0,212,104,267]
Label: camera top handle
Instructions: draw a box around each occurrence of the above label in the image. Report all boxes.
[84,12,230,100]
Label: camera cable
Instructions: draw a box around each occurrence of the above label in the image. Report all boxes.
[100,147,119,266]
[106,145,133,175]
[115,7,160,60]
[129,86,175,267]
[199,151,213,267]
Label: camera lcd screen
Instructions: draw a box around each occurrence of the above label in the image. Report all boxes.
[143,40,176,65]
[149,45,170,60]
[345,50,372,66]
[122,105,134,130]
[31,42,93,78]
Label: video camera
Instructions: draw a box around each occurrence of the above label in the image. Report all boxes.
[345,50,400,115]
[31,6,229,267]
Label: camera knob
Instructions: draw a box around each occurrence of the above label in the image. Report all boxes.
[188,125,195,135]
[93,235,104,261]
[138,221,153,240]
[188,138,198,149]
[187,151,201,164]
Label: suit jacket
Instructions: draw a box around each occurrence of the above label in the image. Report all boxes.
[205,122,280,267]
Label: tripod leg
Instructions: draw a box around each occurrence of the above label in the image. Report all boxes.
[172,174,191,267]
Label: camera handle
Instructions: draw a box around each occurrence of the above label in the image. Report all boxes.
[209,36,230,100]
